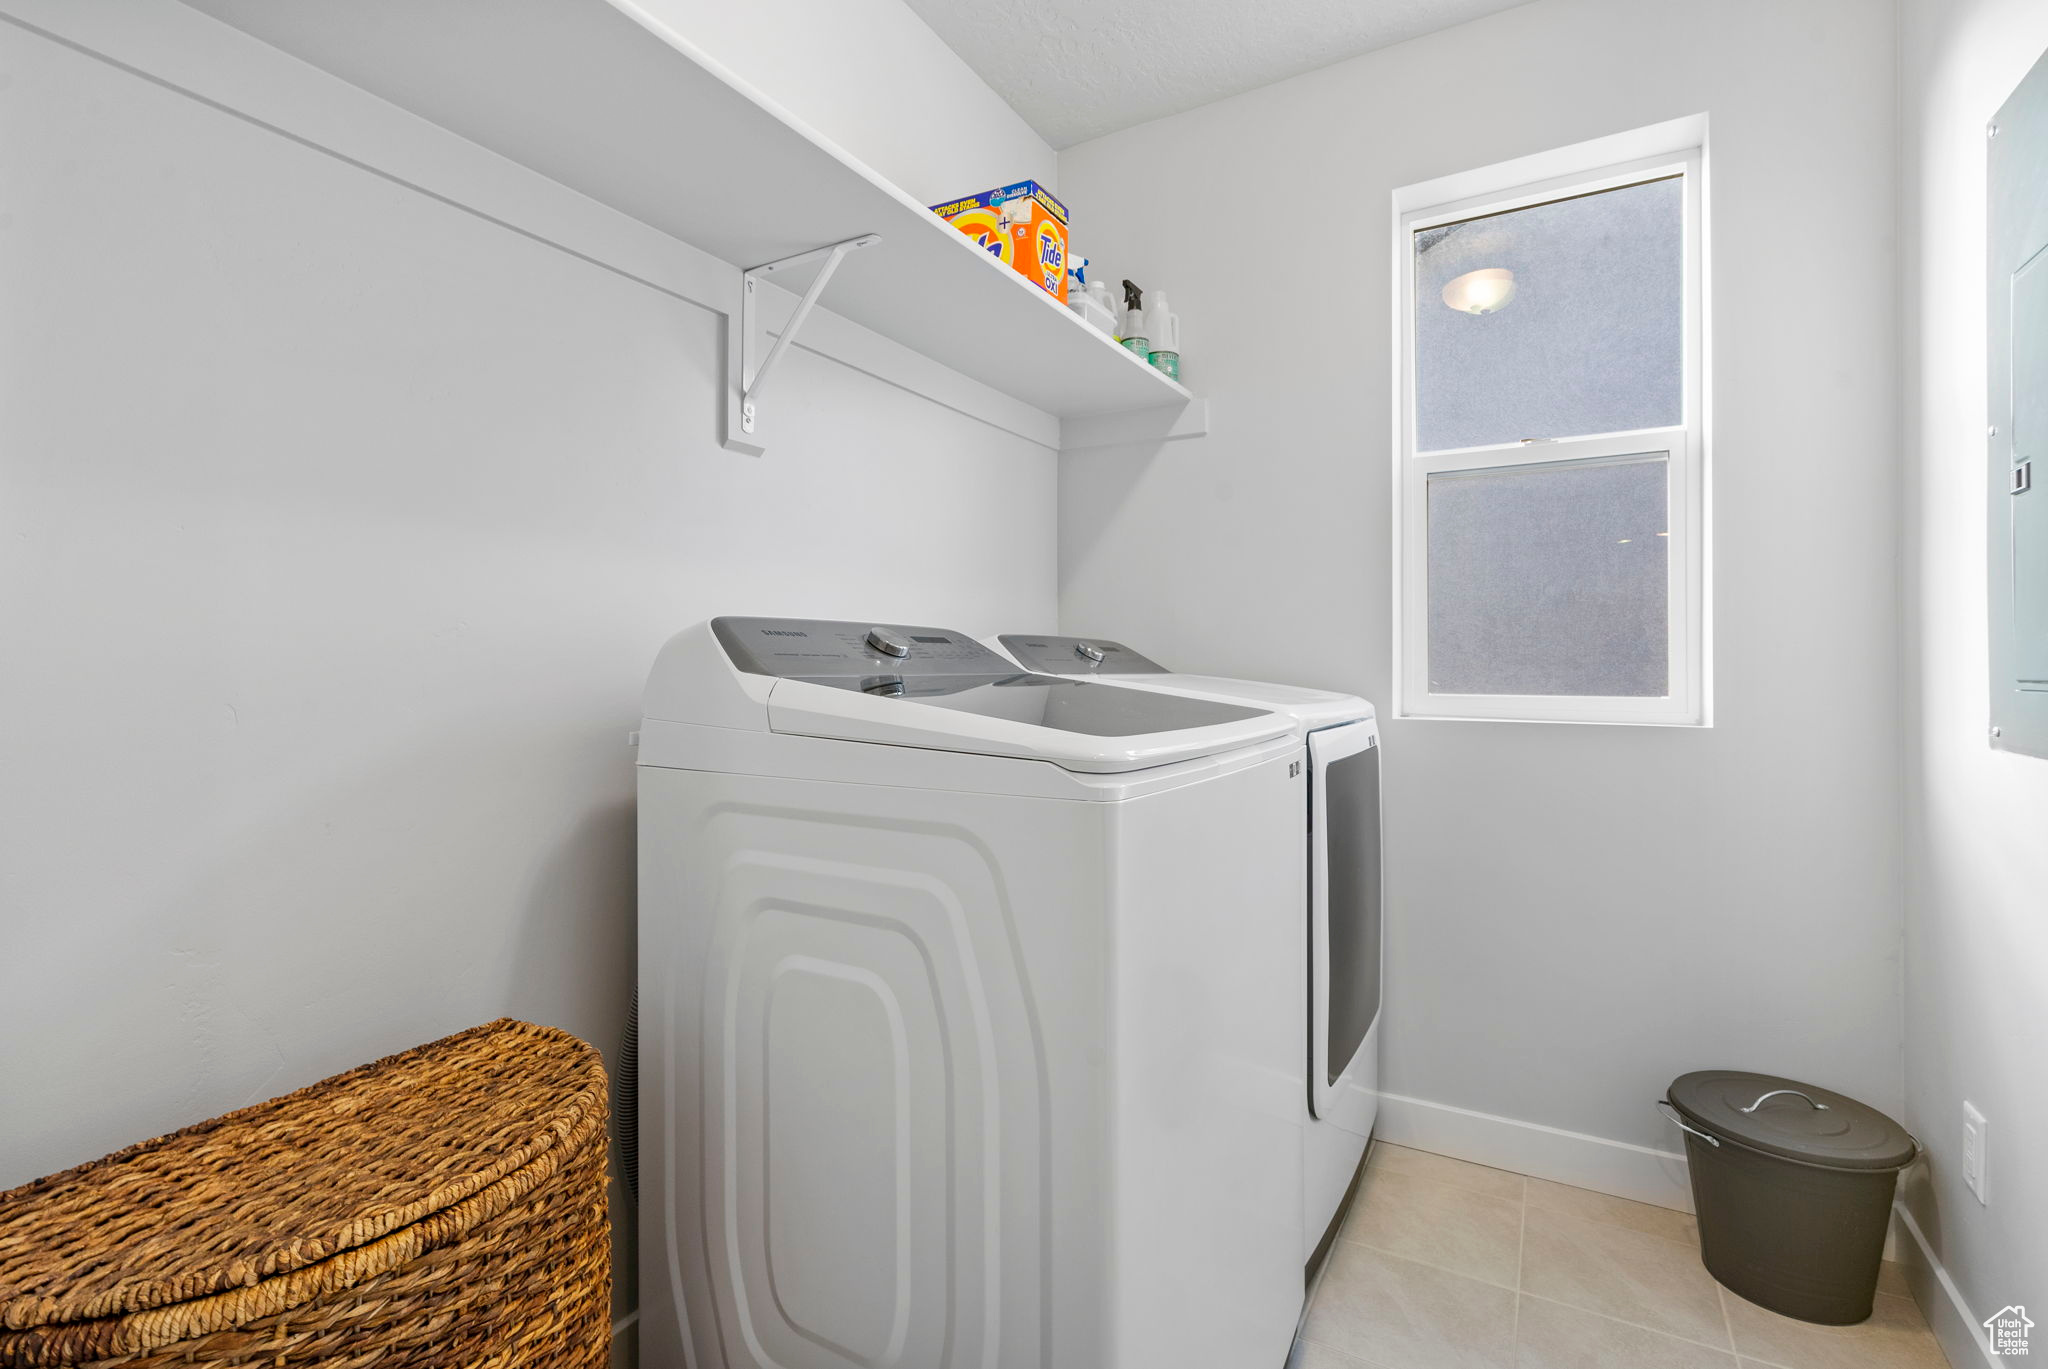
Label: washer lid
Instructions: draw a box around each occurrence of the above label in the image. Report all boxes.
[710,617,1290,774]
[1666,1071,1917,1170]
[765,674,1287,774]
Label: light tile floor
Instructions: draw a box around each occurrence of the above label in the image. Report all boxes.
[1288,1143,1950,1369]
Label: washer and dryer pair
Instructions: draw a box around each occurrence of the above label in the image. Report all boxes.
[637,618,1381,1369]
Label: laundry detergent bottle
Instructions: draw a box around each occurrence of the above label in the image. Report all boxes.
[1143,292,1181,380]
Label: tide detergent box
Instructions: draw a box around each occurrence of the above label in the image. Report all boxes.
[930,181,1069,303]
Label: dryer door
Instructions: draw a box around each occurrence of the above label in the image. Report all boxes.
[1309,720,1382,1133]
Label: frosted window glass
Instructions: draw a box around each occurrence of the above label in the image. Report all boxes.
[1427,457,1669,696]
[1415,177,1682,451]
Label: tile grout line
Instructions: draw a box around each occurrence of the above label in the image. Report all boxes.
[1516,1288,1745,1357]
[1710,1287,1842,1369]
[1365,1155,1527,1204]
[1295,1330,1402,1369]
[1523,1195,1703,1252]
[1715,1282,1811,1369]
[1511,1177,1528,1356]
[1331,1233,1519,1293]
[1369,1146,1529,1200]
[1719,1280,1741,1360]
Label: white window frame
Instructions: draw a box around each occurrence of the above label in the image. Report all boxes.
[1393,123,1710,727]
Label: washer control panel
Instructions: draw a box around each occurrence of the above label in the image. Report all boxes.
[999,634,1168,675]
[714,616,1011,680]
[865,626,912,658]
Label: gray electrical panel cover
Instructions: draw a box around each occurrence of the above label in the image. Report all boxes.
[1991,48,2048,758]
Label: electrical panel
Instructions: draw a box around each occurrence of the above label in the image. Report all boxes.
[1991,48,2048,757]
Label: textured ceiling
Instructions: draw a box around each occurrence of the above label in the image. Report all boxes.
[903,0,1533,148]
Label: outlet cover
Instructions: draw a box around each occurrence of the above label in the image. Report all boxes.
[1963,1101,1989,1204]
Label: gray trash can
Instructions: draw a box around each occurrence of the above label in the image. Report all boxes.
[1660,1070,1918,1325]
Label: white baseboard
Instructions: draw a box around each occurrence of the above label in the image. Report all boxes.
[1895,1203,1999,1369]
[1374,1090,1696,1211]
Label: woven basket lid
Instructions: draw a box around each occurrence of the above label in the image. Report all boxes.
[1667,1070,1916,1170]
[0,1019,604,1335]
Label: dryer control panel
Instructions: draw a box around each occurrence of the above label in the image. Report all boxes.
[714,616,1011,682]
[999,634,1169,675]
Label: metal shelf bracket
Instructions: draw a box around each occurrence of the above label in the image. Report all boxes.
[735,234,879,440]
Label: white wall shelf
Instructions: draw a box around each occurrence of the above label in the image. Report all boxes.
[178,0,1204,453]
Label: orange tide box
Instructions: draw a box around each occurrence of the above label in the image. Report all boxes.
[930,180,1070,302]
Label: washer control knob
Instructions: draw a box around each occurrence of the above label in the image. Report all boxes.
[1076,642,1107,664]
[866,626,912,658]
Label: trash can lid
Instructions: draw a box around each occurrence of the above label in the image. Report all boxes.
[1667,1071,1917,1170]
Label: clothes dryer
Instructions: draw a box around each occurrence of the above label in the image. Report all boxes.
[995,634,1383,1266]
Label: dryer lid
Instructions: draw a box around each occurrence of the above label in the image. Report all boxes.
[1144,675,1372,728]
[996,634,1373,729]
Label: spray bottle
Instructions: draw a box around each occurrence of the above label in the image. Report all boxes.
[1118,280,1150,358]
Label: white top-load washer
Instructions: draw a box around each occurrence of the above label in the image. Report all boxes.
[637,617,1313,1369]
[995,635,1383,1266]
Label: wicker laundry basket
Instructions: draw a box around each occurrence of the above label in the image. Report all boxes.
[0,1019,611,1368]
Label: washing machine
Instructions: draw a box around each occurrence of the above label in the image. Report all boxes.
[994,635,1382,1268]
[637,617,1313,1369]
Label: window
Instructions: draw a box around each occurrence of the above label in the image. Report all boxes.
[1395,128,1707,725]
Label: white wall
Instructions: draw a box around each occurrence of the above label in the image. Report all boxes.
[1898,0,2048,1350]
[619,0,1056,205]
[1057,0,1902,1191]
[0,1,1054,1342]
